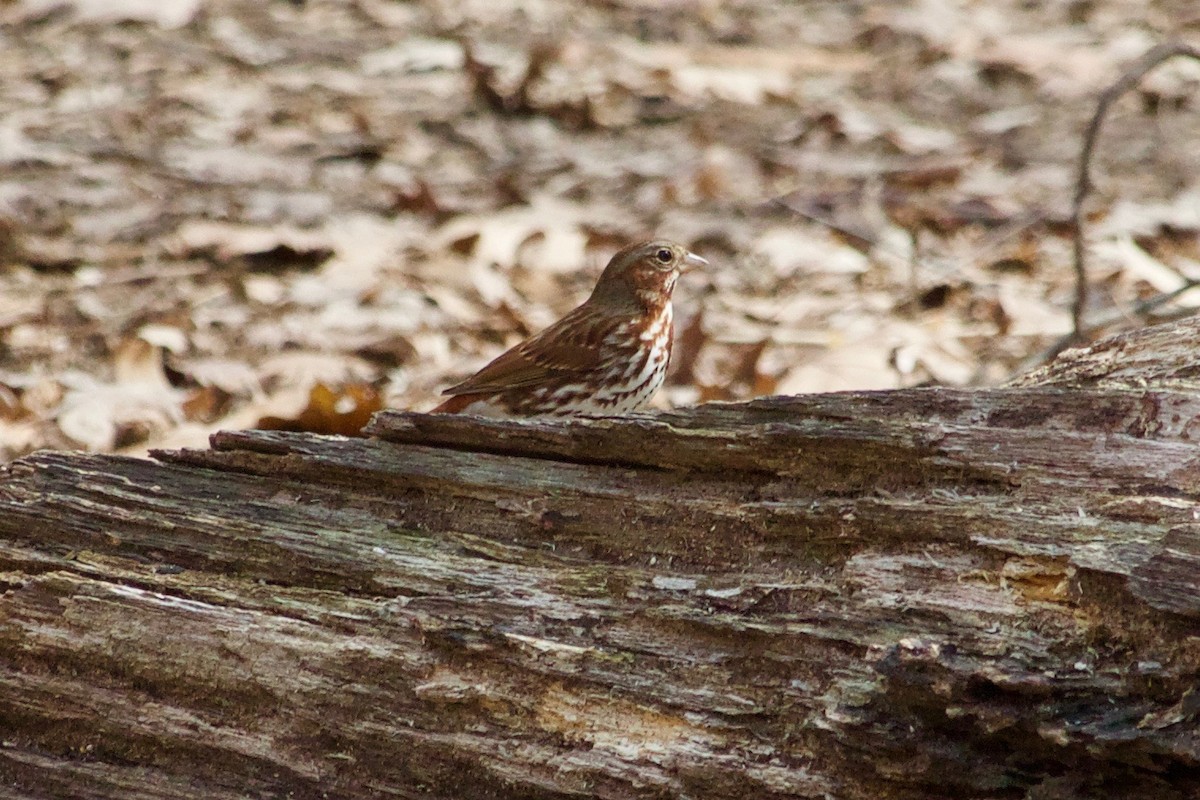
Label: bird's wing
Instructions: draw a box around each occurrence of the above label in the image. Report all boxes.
[442,306,620,396]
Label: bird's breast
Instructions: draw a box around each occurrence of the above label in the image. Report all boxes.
[639,304,673,344]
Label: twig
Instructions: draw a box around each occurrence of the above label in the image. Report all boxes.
[1070,41,1200,341]
[766,197,1045,289]
[1011,275,1200,378]
[765,197,875,249]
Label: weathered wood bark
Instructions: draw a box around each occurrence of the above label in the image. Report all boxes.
[3,318,1200,800]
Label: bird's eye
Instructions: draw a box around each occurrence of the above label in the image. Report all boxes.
[655,248,673,264]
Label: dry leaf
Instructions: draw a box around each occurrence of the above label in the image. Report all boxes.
[258,382,383,436]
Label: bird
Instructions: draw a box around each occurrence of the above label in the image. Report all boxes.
[432,239,707,417]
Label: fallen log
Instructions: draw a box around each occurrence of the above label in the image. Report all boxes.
[2,318,1200,799]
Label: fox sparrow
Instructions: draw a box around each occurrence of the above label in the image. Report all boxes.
[433,239,707,416]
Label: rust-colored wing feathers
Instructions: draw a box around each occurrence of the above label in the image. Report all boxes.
[441,305,620,397]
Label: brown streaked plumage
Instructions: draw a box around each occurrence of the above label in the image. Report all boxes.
[432,239,707,417]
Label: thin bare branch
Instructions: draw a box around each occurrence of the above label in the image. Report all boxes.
[1070,41,1200,340]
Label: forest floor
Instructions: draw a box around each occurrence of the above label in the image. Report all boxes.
[1,0,1198,460]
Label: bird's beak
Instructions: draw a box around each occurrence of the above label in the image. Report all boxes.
[681,251,709,274]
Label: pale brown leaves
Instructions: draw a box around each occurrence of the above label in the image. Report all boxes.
[0,0,1197,459]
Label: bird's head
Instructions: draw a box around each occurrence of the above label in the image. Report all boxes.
[588,240,708,312]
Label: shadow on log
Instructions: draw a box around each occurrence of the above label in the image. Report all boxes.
[3,317,1200,799]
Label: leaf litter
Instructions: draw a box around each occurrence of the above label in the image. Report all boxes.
[0,0,1197,461]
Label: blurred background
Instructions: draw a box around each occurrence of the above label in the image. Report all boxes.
[0,0,1197,460]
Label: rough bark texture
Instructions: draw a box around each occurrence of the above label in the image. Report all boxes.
[3,319,1200,800]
